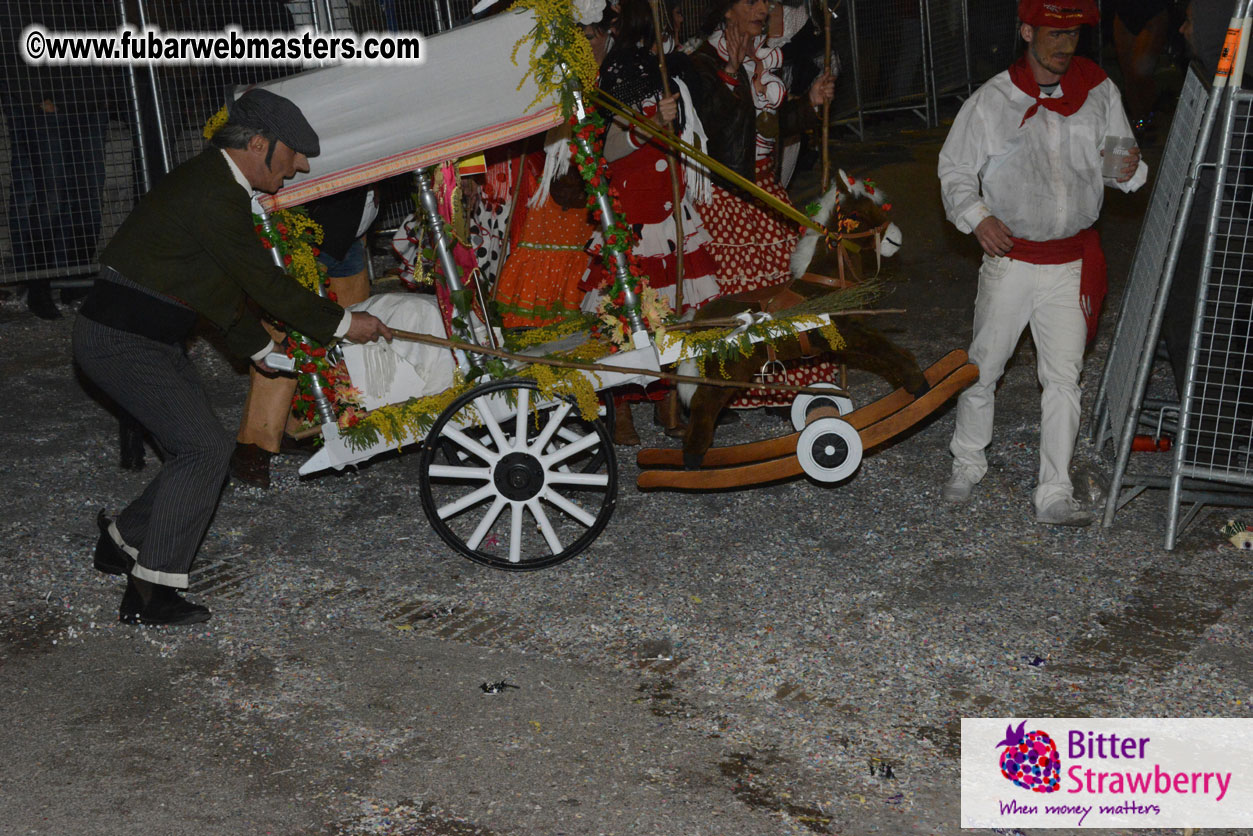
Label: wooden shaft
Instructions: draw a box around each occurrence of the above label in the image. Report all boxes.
[649,0,686,313]
[664,308,904,331]
[385,327,852,397]
[821,0,831,192]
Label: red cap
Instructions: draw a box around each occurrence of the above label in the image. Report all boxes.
[1017,0,1099,27]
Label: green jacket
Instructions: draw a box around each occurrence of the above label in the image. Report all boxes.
[102,148,344,358]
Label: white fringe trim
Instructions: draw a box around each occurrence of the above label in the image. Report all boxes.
[529,124,573,209]
[675,77,712,207]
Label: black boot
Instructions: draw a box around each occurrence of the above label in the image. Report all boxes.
[93,509,134,575]
[26,280,61,320]
[119,575,211,626]
[118,576,143,622]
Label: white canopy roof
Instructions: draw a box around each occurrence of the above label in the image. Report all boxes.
[255,10,562,210]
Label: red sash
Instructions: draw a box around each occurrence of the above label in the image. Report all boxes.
[1008,55,1107,127]
[1005,56,1110,341]
[1008,230,1106,343]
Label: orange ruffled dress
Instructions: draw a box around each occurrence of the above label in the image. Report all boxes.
[493,152,594,329]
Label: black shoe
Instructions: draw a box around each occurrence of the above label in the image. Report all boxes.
[230,442,272,489]
[93,510,134,575]
[119,576,211,626]
[118,577,143,621]
[26,280,61,320]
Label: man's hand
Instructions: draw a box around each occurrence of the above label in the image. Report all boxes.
[974,215,1014,257]
[345,311,394,344]
[1117,145,1141,183]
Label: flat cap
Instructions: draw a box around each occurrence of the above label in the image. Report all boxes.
[227,88,320,157]
[1017,0,1099,27]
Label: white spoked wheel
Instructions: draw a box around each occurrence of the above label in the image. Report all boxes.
[418,379,617,571]
[790,382,855,431]
[796,416,863,483]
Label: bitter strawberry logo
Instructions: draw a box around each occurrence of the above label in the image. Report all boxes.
[996,721,1061,793]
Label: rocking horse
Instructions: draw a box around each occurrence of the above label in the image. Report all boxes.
[672,172,928,469]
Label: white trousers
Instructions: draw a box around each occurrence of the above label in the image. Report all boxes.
[950,255,1087,511]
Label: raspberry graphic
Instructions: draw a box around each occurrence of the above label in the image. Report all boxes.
[995,721,1061,793]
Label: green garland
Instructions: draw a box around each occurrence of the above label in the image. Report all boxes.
[250,209,364,434]
[659,314,846,380]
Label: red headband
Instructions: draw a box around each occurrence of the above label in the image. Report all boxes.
[1017,0,1098,27]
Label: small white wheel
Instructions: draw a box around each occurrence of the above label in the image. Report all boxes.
[797,417,862,483]
[790,383,854,431]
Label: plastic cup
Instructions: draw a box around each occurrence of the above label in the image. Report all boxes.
[1102,136,1134,178]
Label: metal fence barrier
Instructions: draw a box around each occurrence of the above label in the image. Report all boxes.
[1093,46,1253,550]
[1169,86,1253,539]
[1,1,133,290]
[0,0,1068,289]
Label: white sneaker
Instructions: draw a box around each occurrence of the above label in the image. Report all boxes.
[942,472,976,503]
[1035,497,1095,527]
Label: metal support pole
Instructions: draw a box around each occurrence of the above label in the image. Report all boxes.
[118,0,153,195]
[135,0,172,176]
[256,207,337,426]
[960,0,973,98]
[846,0,865,140]
[919,0,935,127]
[415,168,484,365]
[415,170,467,297]
[570,90,649,343]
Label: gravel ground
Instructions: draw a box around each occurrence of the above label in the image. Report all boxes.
[1,111,1250,836]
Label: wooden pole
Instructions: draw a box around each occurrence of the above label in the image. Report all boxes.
[383,327,856,397]
[648,0,689,429]
[665,308,902,330]
[821,0,832,192]
[648,0,685,314]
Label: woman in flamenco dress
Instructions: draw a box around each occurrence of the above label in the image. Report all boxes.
[685,0,838,409]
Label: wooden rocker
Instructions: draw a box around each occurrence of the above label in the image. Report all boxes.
[636,349,978,490]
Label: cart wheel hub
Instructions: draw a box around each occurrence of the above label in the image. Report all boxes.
[495,452,545,501]
[814,434,848,467]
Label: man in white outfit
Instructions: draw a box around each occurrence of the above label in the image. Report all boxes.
[937,0,1148,526]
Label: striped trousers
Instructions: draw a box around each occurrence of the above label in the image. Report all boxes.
[73,316,233,588]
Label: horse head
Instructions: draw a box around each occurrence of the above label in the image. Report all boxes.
[789,169,903,281]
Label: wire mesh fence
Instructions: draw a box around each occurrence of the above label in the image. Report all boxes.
[849,0,929,119]
[964,0,1020,84]
[925,0,970,104]
[1,0,133,288]
[1094,49,1253,548]
[1180,91,1253,484]
[1094,65,1210,454]
[0,0,1094,291]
